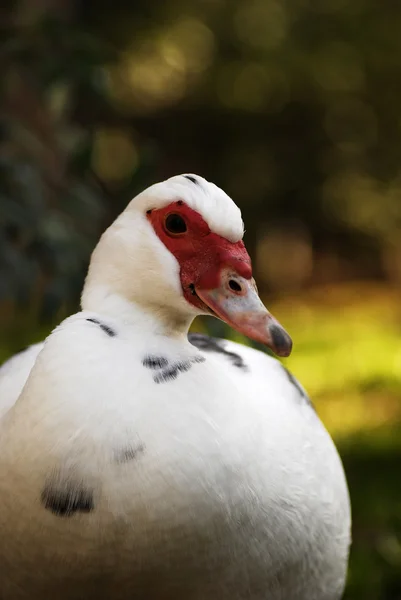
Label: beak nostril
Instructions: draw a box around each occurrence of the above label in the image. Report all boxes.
[228,280,242,293]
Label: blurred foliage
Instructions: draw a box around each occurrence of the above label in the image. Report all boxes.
[0,3,157,322]
[3,0,401,326]
[2,0,401,597]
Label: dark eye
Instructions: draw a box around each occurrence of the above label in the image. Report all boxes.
[165,213,187,235]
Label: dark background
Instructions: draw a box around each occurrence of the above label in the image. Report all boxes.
[2,1,401,597]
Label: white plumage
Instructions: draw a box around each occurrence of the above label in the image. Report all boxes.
[0,174,351,600]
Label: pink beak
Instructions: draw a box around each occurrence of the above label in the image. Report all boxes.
[195,267,292,357]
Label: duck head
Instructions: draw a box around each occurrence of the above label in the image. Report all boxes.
[81,174,292,357]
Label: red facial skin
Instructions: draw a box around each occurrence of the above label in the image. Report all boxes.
[147,201,252,310]
[147,199,293,356]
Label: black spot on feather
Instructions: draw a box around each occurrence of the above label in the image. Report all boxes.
[86,318,116,337]
[188,333,248,371]
[142,356,169,369]
[280,364,314,409]
[145,354,205,384]
[154,360,192,384]
[41,480,94,517]
[183,175,199,185]
[114,443,145,464]
[192,355,206,364]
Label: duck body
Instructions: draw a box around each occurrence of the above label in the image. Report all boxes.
[0,313,350,600]
[0,174,351,598]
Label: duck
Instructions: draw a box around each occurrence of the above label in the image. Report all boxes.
[0,174,351,600]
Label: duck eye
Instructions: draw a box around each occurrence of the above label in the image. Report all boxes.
[165,213,187,235]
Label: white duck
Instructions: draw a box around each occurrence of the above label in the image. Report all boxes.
[0,174,351,600]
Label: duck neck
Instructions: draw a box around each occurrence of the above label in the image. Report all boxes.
[81,284,193,340]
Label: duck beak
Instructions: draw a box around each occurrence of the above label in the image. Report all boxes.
[195,268,292,357]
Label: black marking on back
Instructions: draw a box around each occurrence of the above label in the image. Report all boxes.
[281,364,314,409]
[188,333,248,371]
[153,360,192,384]
[183,175,199,185]
[142,355,169,369]
[153,356,205,384]
[143,353,205,384]
[41,480,94,517]
[86,318,116,337]
[114,442,146,464]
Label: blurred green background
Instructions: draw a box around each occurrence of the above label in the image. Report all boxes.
[1,0,401,597]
